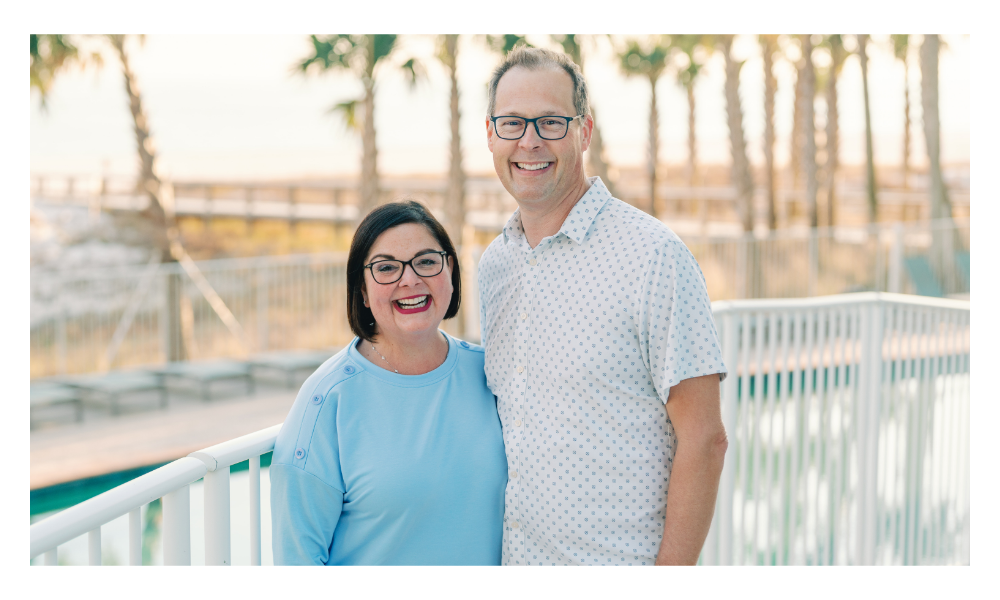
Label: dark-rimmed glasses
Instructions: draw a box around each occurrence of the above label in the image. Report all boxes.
[363,251,449,284]
[490,115,584,140]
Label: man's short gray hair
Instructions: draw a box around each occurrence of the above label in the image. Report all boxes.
[487,46,590,118]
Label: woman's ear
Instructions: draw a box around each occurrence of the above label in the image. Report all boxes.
[361,283,369,308]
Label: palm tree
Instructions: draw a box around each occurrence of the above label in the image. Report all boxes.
[759,35,779,230]
[819,35,847,227]
[799,35,819,229]
[486,34,531,55]
[30,35,100,109]
[718,35,754,233]
[920,34,958,284]
[435,35,465,246]
[618,36,670,217]
[788,36,806,190]
[32,34,186,360]
[551,34,617,197]
[891,34,912,189]
[857,34,878,223]
[298,35,421,222]
[671,35,711,193]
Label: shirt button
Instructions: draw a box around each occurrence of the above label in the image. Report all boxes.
[514,419,522,427]
[520,312,527,320]
[517,365,524,373]
[509,470,518,479]
[529,259,537,266]
[294,448,305,459]
[511,520,520,529]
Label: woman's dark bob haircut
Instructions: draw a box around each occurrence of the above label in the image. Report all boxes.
[347,200,461,342]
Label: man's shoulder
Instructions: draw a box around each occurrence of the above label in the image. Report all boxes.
[594,197,685,250]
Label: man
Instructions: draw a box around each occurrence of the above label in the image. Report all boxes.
[478,46,728,566]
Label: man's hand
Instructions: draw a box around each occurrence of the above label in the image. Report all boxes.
[655,373,728,565]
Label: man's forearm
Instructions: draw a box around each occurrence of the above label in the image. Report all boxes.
[655,433,727,565]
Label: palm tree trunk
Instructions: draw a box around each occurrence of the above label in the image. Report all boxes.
[801,36,819,229]
[647,75,660,217]
[686,82,697,189]
[824,48,841,228]
[858,34,878,223]
[721,36,754,233]
[108,34,185,361]
[791,53,805,190]
[442,35,465,245]
[920,34,958,285]
[443,34,466,339]
[762,36,777,230]
[902,52,911,190]
[359,34,380,221]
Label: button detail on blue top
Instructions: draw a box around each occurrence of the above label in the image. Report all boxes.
[343,365,355,375]
[311,394,323,404]
[460,341,470,348]
[294,448,305,459]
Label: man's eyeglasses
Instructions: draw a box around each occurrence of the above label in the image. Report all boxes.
[490,115,584,141]
[363,251,449,285]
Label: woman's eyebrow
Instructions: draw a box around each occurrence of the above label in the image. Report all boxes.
[368,249,440,262]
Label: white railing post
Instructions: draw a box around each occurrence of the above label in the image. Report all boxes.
[204,467,232,565]
[718,310,740,565]
[888,223,903,294]
[855,299,883,564]
[250,455,262,566]
[162,485,192,565]
[129,508,142,565]
[88,528,102,565]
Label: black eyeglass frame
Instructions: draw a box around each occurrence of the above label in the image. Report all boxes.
[362,251,450,285]
[489,114,584,141]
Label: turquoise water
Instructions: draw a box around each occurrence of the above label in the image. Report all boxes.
[31,462,275,566]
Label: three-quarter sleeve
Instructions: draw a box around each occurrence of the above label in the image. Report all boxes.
[270,463,344,565]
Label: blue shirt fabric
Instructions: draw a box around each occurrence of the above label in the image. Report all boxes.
[478,176,727,565]
[270,332,508,565]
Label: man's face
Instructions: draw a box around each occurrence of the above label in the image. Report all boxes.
[487,66,593,209]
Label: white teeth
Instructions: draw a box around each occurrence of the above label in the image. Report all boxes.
[396,296,428,307]
[517,162,550,171]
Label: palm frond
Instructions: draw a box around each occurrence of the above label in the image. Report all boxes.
[328,98,363,134]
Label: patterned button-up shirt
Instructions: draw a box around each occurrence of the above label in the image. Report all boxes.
[478,176,727,565]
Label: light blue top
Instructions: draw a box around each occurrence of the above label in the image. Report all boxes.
[270,332,507,565]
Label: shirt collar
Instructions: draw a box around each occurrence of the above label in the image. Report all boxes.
[502,176,613,247]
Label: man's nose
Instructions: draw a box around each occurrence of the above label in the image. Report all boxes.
[518,123,544,149]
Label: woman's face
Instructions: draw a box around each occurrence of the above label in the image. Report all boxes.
[361,223,454,343]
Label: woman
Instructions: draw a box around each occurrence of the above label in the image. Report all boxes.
[270,201,507,565]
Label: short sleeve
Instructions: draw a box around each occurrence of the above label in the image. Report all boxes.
[636,239,727,403]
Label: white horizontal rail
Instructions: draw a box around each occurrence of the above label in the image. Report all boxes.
[31,425,282,561]
[188,423,282,471]
[711,291,970,314]
[31,457,207,559]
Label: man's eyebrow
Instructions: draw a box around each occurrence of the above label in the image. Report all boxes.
[497,110,559,117]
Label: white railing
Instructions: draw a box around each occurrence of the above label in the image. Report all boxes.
[30,292,969,566]
[701,292,970,565]
[30,424,281,565]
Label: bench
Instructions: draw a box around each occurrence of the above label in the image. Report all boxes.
[154,359,254,401]
[56,370,166,416]
[249,349,335,388]
[30,382,84,428]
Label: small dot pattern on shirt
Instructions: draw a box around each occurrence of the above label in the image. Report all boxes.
[478,176,727,566]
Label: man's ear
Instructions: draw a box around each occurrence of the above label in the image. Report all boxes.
[580,114,594,153]
[486,117,495,153]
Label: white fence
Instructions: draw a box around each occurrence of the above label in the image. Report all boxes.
[30,292,969,565]
[702,293,970,565]
[30,219,968,380]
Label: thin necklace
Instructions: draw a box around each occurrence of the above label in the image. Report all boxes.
[370,342,399,374]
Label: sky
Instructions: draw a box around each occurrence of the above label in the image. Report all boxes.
[29,33,970,182]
